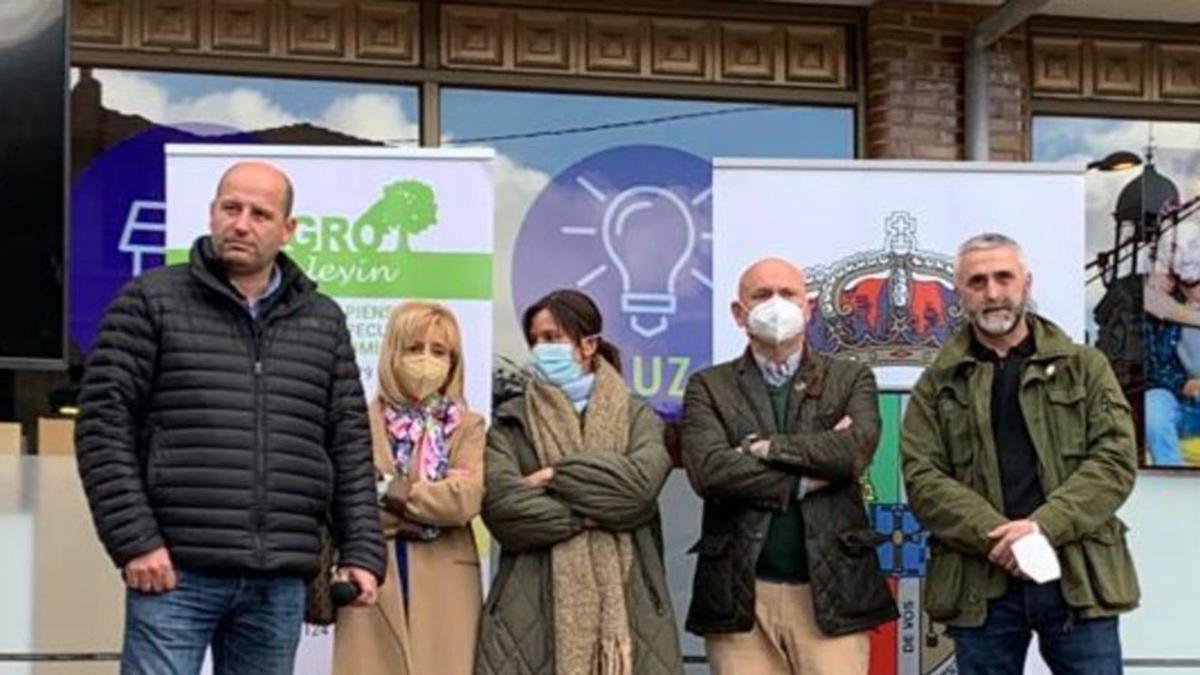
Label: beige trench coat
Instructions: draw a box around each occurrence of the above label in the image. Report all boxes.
[333,398,485,675]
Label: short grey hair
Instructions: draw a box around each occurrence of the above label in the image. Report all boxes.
[954,232,1028,279]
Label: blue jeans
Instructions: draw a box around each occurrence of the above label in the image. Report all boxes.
[121,567,305,675]
[1145,388,1200,466]
[947,580,1121,675]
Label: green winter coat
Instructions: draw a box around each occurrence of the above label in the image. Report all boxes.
[474,394,684,675]
[901,315,1140,627]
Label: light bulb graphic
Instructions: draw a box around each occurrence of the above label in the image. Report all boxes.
[600,186,697,338]
[513,145,712,416]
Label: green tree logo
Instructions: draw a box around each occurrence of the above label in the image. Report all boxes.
[353,180,437,253]
[286,178,489,299]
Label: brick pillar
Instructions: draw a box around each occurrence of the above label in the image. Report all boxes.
[988,31,1029,162]
[866,0,1029,161]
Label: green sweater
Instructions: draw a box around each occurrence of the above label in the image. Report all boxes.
[755,382,809,583]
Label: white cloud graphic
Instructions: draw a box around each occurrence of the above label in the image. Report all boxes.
[318,92,418,144]
[489,153,553,361]
[89,69,171,122]
[87,69,419,143]
[172,87,298,131]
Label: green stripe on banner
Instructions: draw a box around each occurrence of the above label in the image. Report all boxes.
[166,249,187,265]
[163,249,493,300]
[865,393,902,505]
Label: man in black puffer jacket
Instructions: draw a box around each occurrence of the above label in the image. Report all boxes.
[76,161,386,675]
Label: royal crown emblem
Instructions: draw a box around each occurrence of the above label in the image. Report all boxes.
[806,211,964,366]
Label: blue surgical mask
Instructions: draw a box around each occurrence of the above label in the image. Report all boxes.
[531,342,583,387]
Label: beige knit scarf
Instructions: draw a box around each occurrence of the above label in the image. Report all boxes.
[525,358,634,675]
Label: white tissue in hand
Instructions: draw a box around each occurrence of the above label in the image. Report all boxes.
[1012,532,1061,584]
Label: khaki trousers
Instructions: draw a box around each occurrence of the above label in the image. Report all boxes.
[705,581,870,675]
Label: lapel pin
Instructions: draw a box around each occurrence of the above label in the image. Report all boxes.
[1046,364,1056,378]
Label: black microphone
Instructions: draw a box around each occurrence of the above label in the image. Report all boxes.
[330,579,360,607]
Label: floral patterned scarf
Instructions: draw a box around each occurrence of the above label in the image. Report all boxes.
[383,395,462,483]
[384,395,462,544]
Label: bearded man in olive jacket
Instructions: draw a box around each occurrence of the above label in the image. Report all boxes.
[901,233,1138,675]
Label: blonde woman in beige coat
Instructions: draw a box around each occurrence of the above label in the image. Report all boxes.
[334,301,485,675]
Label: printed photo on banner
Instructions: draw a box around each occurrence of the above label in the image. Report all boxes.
[1034,118,1200,470]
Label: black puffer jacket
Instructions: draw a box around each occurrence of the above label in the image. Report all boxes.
[76,236,386,581]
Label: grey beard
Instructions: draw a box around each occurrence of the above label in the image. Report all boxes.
[971,300,1029,337]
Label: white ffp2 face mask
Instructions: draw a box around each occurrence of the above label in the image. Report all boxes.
[746,294,807,345]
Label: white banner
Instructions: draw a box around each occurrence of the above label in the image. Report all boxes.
[712,159,1086,390]
[165,144,495,674]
